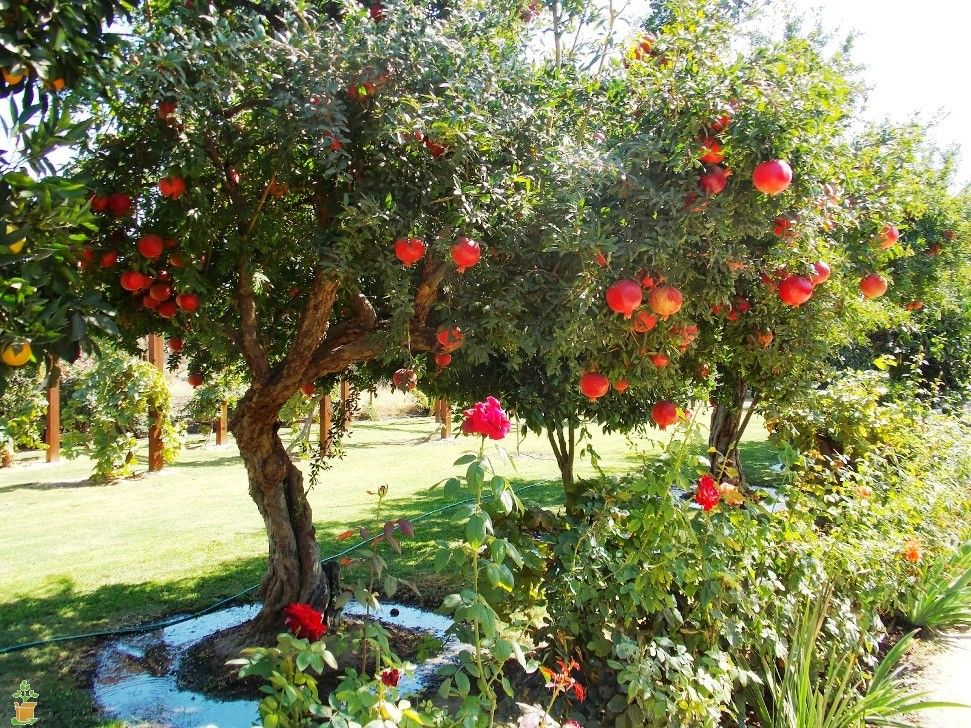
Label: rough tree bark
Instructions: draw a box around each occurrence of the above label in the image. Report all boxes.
[546,418,579,514]
[708,375,752,486]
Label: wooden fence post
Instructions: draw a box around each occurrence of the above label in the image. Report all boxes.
[215,401,228,445]
[45,358,60,463]
[340,377,351,430]
[146,334,165,472]
[440,399,451,439]
[320,393,333,456]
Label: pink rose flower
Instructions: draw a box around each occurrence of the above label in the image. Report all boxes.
[461,396,511,440]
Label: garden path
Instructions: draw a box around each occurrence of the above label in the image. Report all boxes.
[907,629,971,727]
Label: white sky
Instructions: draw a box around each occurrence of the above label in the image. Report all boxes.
[796,0,971,187]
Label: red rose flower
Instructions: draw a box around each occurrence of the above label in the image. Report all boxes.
[283,602,326,641]
[695,474,720,511]
[380,668,401,687]
[461,396,511,440]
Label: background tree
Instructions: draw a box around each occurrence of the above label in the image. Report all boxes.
[1,0,134,379]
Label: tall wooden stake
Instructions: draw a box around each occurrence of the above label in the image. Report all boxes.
[215,401,228,445]
[320,393,333,456]
[146,334,165,472]
[440,398,451,439]
[45,359,60,462]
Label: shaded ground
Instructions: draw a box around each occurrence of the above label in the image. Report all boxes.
[905,629,971,727]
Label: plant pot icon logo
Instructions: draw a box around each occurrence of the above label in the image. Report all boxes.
[11,681,39,725]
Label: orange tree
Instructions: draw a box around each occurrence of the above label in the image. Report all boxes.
[0,1,134,373]
[425,1,941,494]
[68,0,587,634]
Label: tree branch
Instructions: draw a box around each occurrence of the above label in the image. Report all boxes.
[236,260,271,380]
[276,269,340,386]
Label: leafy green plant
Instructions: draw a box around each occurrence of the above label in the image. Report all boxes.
[905,541,971,631]
[748,588,960,728]
[433,397,537,727]
[233,631,339,728]
[61,347,181,478]
[182,364,247,432]
[0,365,47,461]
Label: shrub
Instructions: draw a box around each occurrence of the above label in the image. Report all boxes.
[61,347,181,478]
[0,366,47,463]
[537,402,971,727]
[182,365,247,433]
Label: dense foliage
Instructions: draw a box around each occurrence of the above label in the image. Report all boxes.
[61,346,180,478]
[0,367,47,464]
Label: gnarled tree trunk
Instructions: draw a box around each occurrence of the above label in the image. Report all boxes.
[708,375,751,486]
[230,391,337,635]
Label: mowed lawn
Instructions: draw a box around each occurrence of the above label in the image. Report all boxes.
[0,411,777,727]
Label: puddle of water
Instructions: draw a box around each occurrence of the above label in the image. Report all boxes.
[94,601,464,728]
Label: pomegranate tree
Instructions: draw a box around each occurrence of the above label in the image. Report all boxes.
[70,0,569,642]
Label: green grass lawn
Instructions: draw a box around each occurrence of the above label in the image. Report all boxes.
[0,411,777,727]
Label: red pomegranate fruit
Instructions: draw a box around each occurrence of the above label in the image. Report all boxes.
[435,352,453,367]
[649,285,684,319]
[699,166,728,196]
[176,293,199,312]
[650,353,669,368]
[188,372,204,388]
[879,224,899,250]
[301,383,316,396]
[168,337,184,353]
[810,261,831,286]
[579,371,610,401]
[158,301,178,319]
[631,309,658,333]
[392,367,418,392]
[778,275,813,306]
[605,278,643,319]
[91,195,109,213]
[99,251,118,268]
[394,238,426,267]
[120,270,150,292]
[107,192,133,217]
[699,137,724,164]
[149,282,172,301]
[137,234,165,259]
[450,236,481,273]
[436,326,463,351]
[651,401,679,429]
[613,379,629,393]
[752,160,793,195]
[859,274,888,299]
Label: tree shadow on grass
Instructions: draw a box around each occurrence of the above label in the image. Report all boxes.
[0,557,269,728]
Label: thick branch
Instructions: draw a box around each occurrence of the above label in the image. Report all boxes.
[237,261,271,380]
[277,270,340,386]
[412,257,447,328]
